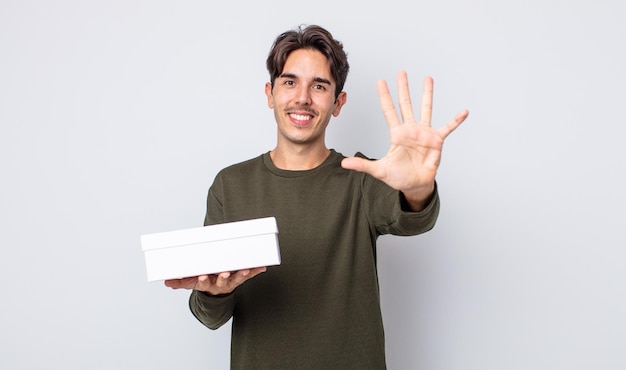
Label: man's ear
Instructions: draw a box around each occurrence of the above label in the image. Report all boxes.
[332,91,347,117]
[265,82,274,109]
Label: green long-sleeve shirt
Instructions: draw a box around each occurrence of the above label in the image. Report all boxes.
[190,149,440,369]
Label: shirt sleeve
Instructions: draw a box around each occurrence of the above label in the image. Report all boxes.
[391,182,440,235]
[188,176,235,330]
[189,290,235,330]
[364,172,440,236]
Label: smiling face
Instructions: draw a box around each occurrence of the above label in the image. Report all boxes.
[265,48,347,151]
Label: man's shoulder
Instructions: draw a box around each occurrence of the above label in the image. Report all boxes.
[216,153,265,177]
[353,151,374,160]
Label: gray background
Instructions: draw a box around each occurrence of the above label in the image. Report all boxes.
[1,1,624,369]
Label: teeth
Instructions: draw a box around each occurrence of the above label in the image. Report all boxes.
[290,113,311,121]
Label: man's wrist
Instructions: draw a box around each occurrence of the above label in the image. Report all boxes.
[401,182,436,212]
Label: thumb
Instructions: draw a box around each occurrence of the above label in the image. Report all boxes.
[341,157,379,176]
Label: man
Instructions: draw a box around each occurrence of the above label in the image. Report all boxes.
[165,24,468,369]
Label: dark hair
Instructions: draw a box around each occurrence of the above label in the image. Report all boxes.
[266,24,349,100]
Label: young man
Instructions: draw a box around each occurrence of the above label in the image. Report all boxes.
[165,24,468,369]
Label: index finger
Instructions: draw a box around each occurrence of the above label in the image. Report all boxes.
[377,78,401,128]
[420,76,434,126]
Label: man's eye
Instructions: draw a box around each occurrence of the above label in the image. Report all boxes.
[313,84,326,90]
[284,80,295,86]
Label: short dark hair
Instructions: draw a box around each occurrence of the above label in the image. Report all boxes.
[266,25,349,100]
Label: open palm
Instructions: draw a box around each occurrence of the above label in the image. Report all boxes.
[341,71,468,209]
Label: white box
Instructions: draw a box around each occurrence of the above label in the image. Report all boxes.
[141,217,280,282]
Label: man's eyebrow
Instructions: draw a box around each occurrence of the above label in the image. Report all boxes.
[313,77,332,85]
[278,73,332,86]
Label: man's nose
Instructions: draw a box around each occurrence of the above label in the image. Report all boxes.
[294,85,312,105]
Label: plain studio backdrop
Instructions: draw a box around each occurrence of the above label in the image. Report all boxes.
[1,1,624,369]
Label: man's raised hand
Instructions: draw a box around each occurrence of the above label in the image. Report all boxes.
[341,70,469,210]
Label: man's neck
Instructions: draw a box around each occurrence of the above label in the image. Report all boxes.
[269,145,331,170]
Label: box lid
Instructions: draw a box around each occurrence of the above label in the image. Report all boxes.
[141,216,278,251]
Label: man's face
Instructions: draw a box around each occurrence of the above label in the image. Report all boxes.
[265,48,347,148]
